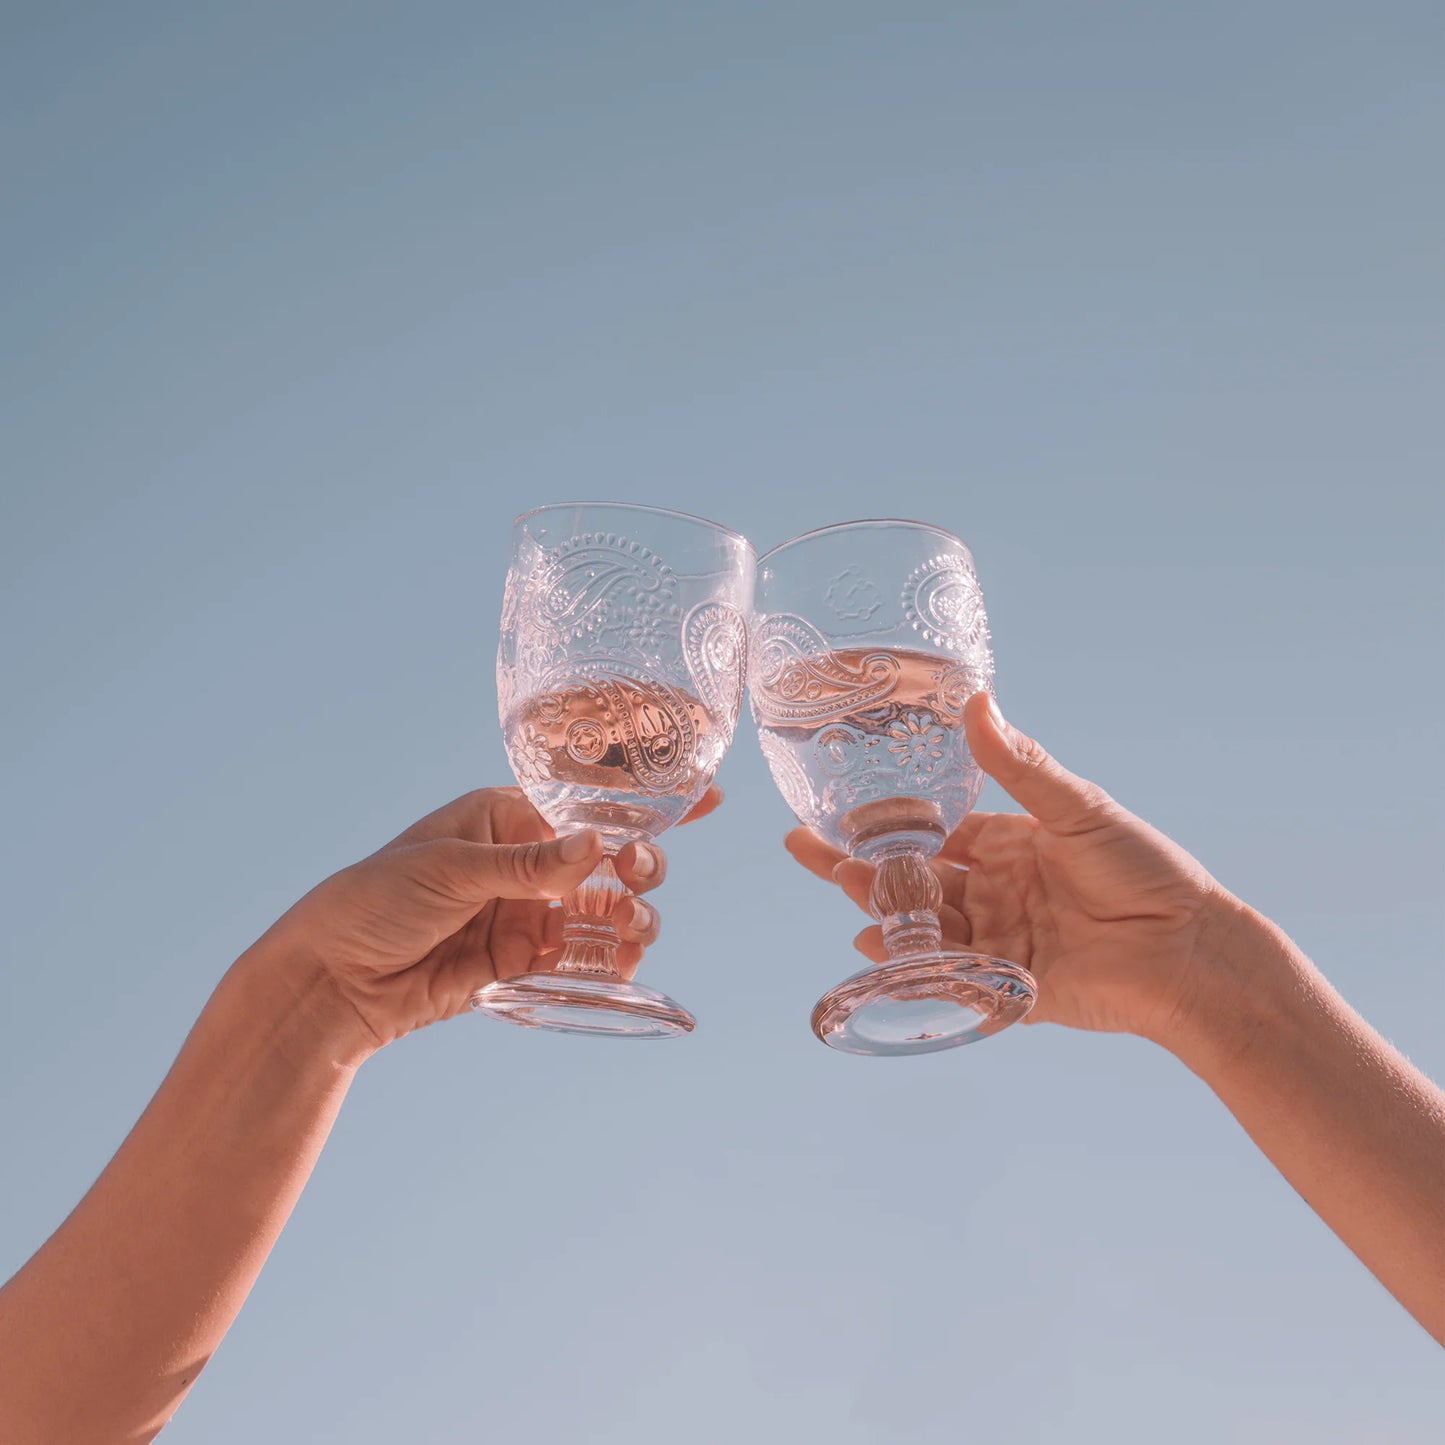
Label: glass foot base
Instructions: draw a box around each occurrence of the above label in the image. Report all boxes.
[469,973,696,1039]
[812,951,1036,1057]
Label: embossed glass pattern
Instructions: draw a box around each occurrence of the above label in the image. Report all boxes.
[473,503,755,1038]
[751,519,1036,1056]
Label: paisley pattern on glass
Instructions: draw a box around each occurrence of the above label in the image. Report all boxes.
[750,613,901,726]
[525,664,701,797]
[935,661,995,718]
[485,504,754,1040]
[682,601,749,741]
[509,531,686,698]
[757,728,816,821]
[532,532,679,643]
[809,700,984,832]
[748,521,1036,1054]
[500,522,751,842]
[903,553,992,665]
[750,635,988,843]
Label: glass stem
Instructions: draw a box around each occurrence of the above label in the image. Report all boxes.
[554,853,625,978]
[867,844,944,960]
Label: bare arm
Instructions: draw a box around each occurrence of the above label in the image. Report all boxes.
[1173,901,1445,1341]
[789,693,1445,1342]
[0,786,698,1443]
[0,952,360,1443]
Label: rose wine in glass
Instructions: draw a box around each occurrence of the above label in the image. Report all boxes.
[751,520,1036,1056]
[474,502,755,1038]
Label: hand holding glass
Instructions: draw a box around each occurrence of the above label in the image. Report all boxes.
[472,503,755,1039]
[750,519,1036,1056]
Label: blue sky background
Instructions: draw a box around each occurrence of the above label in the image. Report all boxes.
[2,2,1442,1440]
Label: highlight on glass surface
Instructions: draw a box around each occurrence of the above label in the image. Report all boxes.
[473,502,756,1038]
[750,519,1036,1056]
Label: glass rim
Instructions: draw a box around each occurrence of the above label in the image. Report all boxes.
[758,517,971,564]
[513,501,756,556]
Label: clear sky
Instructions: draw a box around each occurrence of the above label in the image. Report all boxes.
[2,2,1442,1440]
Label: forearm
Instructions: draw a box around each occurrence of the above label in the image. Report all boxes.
[0,943,368,1444]
[1169,902,1445,1342]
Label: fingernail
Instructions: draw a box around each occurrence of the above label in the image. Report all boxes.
[986,694,1010,735]
[629,842,660,879]
[559,831,596,863]
[630,898,657,932]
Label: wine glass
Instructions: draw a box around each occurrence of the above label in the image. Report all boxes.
[472,502,755,1038]
[750,519,1036,1056]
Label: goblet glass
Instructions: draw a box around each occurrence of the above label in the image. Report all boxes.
[473,502,755,1038]
[750,519,1036,1056]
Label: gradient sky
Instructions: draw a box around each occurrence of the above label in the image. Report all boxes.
[3,3,1442,1441]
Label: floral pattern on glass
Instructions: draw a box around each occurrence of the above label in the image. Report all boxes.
[885,710,948,775]
[507,724,554,785]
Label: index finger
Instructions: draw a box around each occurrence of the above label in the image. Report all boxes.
[784,827,847,883]
[678,785,724,826]
[390,787,545,848]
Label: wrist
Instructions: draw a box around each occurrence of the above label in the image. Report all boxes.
[228,934,381,1074]
[1153,893,1313,1079]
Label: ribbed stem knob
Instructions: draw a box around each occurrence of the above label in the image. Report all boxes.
[555,854,626,977]
[869,849,944,959]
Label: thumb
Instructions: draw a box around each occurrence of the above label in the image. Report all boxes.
[963,691,1114,833]
[411,829,605,903]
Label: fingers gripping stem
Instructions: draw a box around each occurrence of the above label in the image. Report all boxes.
[869,848,944,959]
[556,854,626,977]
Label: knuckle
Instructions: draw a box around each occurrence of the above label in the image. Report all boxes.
[460,785,518,821]
[1012,732,1051,771]
[396,840,469,904]
[500,840,545,886]
[453,787,497,821]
